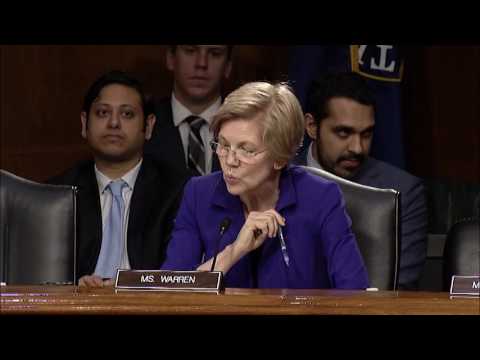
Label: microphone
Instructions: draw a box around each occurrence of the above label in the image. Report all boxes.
[115,218,232,294]
[210,217,232,272]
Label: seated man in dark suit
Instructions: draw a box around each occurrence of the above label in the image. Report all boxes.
[49,70,187,286]
[294,72,428,290]
[144,45,233,177]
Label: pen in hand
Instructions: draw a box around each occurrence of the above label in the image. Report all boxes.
[278,226,290,267]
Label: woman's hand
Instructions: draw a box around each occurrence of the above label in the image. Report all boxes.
[78,275,114,288]
[232,209,286,258]
[196,209,285,274]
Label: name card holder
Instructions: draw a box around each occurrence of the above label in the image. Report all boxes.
[115,269,224,293]
[449,275,480,298]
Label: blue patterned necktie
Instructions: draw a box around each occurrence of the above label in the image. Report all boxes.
[94,180,128,279]
[186,116,206,176]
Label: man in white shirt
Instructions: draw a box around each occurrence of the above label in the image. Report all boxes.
[49,71,187,286]
[144,45,233,177]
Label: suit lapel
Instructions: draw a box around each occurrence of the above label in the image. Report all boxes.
[149,99,186,171]
[77,166,103,275]
[127,160,159,268]
[352,157,380,187]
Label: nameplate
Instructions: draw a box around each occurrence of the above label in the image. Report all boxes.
[115,270,224,293]
[450,275,480,298]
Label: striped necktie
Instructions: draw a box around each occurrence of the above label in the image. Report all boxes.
[186,116,206,176]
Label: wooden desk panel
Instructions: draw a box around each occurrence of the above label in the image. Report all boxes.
[1,286,478,315]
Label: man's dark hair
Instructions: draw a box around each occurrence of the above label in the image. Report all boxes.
[82,70,154,122]
[305,72,375,126]
[169,45,234,60]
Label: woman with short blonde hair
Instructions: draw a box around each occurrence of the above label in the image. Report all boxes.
[162,81,369,289]
[211,81,305,167]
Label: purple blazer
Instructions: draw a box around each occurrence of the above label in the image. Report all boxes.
[162,165,369,289]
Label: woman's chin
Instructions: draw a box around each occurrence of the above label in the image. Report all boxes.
[225,182,244,195]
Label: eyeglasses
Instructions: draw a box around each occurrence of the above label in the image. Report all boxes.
[210,140,267,164]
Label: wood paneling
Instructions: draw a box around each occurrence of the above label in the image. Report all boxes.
[404,46,480,183]
[1,45,178,180]
[1,45,479,183]
[0,45,286,181]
